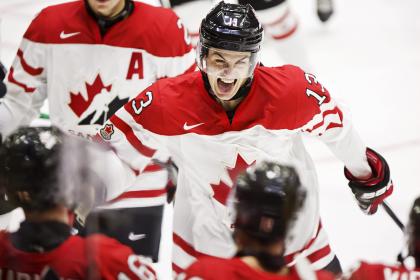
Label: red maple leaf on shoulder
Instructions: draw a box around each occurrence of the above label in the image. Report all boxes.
[68,74,112,117]
[211,154,255,205]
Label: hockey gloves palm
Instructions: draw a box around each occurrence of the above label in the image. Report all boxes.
[344,148,393,215]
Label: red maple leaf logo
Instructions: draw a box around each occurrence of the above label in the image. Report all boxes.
[68,74,112,117]
[211,154,255,205]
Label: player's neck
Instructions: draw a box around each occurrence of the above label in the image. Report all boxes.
[217,97,243,112]
[241,256,289,275]
[25,206,70,225]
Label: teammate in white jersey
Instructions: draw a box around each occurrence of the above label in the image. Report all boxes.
[0,0,195,262]
[97,1,393,276]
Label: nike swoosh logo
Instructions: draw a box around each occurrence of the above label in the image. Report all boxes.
[128,232,146,241]
[60,31,80,39]
[183,122,204,130]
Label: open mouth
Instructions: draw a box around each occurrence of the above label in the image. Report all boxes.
[217,78,237,94]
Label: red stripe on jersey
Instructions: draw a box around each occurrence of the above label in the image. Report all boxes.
[271,23,298,40]
[17,49,43,76]
[266,8,291,27]
[305,106,343,133]
[109,189,167,202]
[110,115,156,158]
[172,262,183,273]
[182,63,197,75]
[307,245,331,264]
[143,163,163,172]
[284,221,323,264]
[8,67,36,93]
[173,233,211,259]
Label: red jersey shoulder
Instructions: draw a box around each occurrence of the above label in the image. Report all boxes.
[23,1,87,43]
[124,71,204,135]
[118,2,192,57]
[350,261,420,280]
[23,1,191,57]
[255,65,333,129]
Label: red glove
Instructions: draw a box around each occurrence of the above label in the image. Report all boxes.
[344,148,393,215]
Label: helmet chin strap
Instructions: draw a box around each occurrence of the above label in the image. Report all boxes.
[201,71,253,102]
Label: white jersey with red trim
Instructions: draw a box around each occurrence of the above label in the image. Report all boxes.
[99,65,372,272]
[0,0,195,206]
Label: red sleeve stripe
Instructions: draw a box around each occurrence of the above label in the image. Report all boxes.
[143,163,163,172]
[110,115,156,158]
[172,263,183,274]
[284,221,323,264]
[182,63,197,75]
[173,233,212,259]
[8,67,36,93]
[271,23,298,40]
[108,189,167,203]
[304,106,343,133]
[306,244,332,264]
[93,134,141,176]
[17,49,44,76]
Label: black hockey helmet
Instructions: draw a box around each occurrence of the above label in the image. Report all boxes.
[0,126,105,213]
[231,162,305,243]
[408,196,420,258]
[197,1,263,79]
[199,1,263,52]
[0,126,65,211]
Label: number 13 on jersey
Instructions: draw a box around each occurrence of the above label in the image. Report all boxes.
[305,73,327,105]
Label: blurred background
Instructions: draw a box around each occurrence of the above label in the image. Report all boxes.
[0,0,419,276]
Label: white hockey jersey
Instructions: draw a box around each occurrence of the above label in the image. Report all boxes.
[0,0,195,205]
[98,65,372,273]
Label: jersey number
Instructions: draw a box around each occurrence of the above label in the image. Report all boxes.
[305,73,326,105]
[132,91,153,115]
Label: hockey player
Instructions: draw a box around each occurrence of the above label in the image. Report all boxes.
[0,126,157,280]
[183,162,335,279]
[345,196,420,280]
[97,1,394,276]
[0,0,195,261]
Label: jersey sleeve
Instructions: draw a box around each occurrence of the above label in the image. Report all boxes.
[0,10,49,137]
[290,66,371,178]
[90,235,157,280]
[182,261,206,279]
[155,12,196,79]
[98,82,169,175]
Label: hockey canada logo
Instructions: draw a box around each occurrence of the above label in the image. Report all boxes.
[211,154,255,205]
[68,74,129,125]
[100,124,114,140]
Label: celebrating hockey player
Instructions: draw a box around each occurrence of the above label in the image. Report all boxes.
[0,0,195,261]
[98,1,394,276]
[183,162,335,279]
[0,126,157,279]
[345,196,420,280]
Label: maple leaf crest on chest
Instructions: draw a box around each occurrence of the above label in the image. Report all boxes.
[211,154,255,205]
[68,74,112,117]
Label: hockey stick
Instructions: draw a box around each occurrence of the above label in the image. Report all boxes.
[382,201,405,232]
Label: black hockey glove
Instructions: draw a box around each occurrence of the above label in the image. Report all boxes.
[0,61,7,98]
[344,148,393,215]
